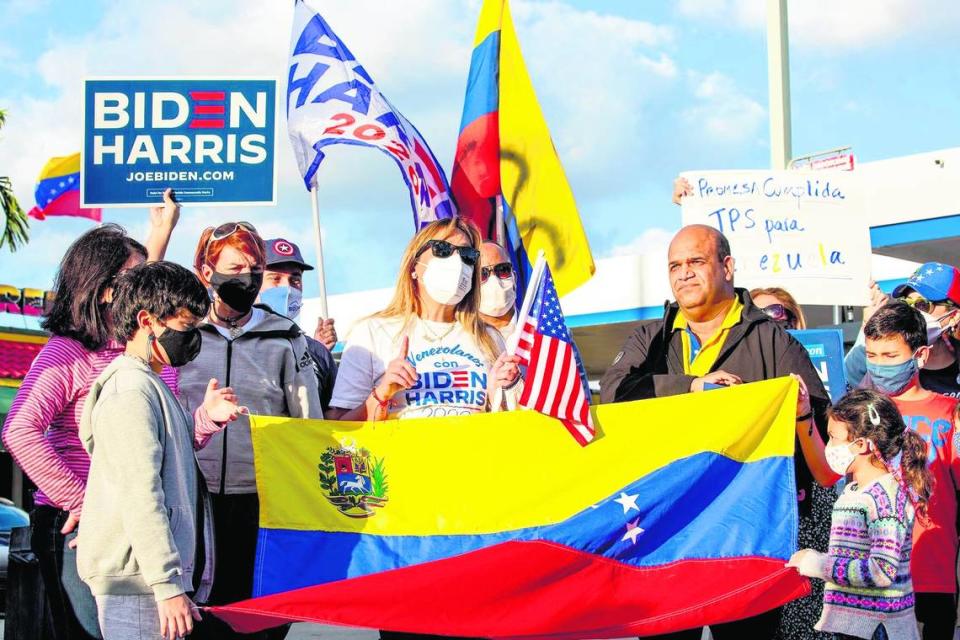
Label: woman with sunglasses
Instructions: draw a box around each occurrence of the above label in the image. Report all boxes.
[750,287,806,330]
[328,217,521,423]
[1,191,192,640]
[478,240,518,340]
[179,221,322,640]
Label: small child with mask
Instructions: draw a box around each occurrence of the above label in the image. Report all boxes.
[860,301,960,637]
[77,262,244,640]
[787,389,932,640]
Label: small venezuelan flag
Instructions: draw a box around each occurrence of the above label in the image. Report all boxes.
[211,377,809,638]
[28,153,101,222]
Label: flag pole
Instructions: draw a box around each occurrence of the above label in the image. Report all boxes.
[494,195,505,246]
[492,249,545,413]
[506,249,546,356]
[310,185,330,319]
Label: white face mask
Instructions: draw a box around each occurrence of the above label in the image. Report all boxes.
[922,309,959,346]
[824,440,857,476]
[259,285,303,320]
[479,274,516,317]
[419,255,473,306]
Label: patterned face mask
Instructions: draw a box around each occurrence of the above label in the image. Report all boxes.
[824,440,858,476]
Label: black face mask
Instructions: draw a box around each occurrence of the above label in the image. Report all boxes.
[154,326,203,368]
[210,271,263,314]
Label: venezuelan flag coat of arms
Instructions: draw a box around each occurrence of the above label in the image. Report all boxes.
[319,446,388,517]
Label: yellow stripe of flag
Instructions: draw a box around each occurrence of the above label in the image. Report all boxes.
[497,0,595,296]
[37,153,81,181]
[472,0,503,46]
[252,377,797,535]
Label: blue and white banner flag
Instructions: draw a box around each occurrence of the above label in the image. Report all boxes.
[287,0,455,228]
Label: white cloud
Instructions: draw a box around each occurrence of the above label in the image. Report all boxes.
[509,1,679,193]
[603,226,675,258]
[677,0,960,50]
[680,71,766,145]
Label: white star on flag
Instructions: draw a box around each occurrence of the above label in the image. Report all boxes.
[622,519,644,544]
[614,492,640,514]
[927,269,935,275]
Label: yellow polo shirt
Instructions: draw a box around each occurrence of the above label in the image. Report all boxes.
[672,298,744,377]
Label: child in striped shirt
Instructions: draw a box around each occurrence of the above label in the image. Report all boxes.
[787,389,932,640]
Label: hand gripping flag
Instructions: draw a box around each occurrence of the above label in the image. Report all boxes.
[28,154,102,222]
[452,0,594,298]
[287,0,454,229]
[210,378,809,637]
[512,255,594,445]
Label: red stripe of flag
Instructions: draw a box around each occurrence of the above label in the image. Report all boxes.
[560,365,578,422]
[548,344,573,417]
[562,419,591,446]
[533,337,559,410]
[414,139,447,194]
[518,335,538,407]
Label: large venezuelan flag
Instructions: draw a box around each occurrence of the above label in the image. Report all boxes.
[211,378,809,638]
[28,154,102,222]
[452,0,594,298]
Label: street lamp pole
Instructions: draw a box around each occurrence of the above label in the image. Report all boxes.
[767,0,792,171]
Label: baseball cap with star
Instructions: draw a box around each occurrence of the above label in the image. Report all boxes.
[264,238,314,271]
[892,261,960,306]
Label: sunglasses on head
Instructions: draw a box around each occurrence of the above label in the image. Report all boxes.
[901,295,956,315]
[210,221,258,242]
[481,262,513,283]
[761,303,796,324]
[415,239,480,266]
[204,222,260,262]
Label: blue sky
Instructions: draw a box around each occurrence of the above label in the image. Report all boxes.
[1,0,958,300]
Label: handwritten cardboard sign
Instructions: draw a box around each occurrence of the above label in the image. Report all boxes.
[680,170,870,306]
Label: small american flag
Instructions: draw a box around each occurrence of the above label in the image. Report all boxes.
[514,262,595,445]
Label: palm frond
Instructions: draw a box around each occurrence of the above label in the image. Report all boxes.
[0,176,29,252]
[0,108,31,252]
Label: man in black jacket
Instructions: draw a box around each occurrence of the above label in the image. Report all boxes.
[600,224,835,640]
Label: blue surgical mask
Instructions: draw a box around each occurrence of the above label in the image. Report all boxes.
[259,286,303,320]
[866,355,918,395]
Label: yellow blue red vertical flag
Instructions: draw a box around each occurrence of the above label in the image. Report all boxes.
[451,0,595,298]
[28,154,102,222]
[210,378,809,637]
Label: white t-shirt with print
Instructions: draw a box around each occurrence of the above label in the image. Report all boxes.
[331,316,504,419]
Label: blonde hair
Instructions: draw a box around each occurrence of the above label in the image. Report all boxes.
[374,217,501,362]
[750,286,807,329]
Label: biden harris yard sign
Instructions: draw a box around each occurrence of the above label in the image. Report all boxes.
[82,78,277,207]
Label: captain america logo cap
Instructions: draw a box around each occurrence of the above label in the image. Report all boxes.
[265,238,314,271]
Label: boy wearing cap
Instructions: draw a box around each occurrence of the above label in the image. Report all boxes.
[846,261,960,398]
[259,238,338,412]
